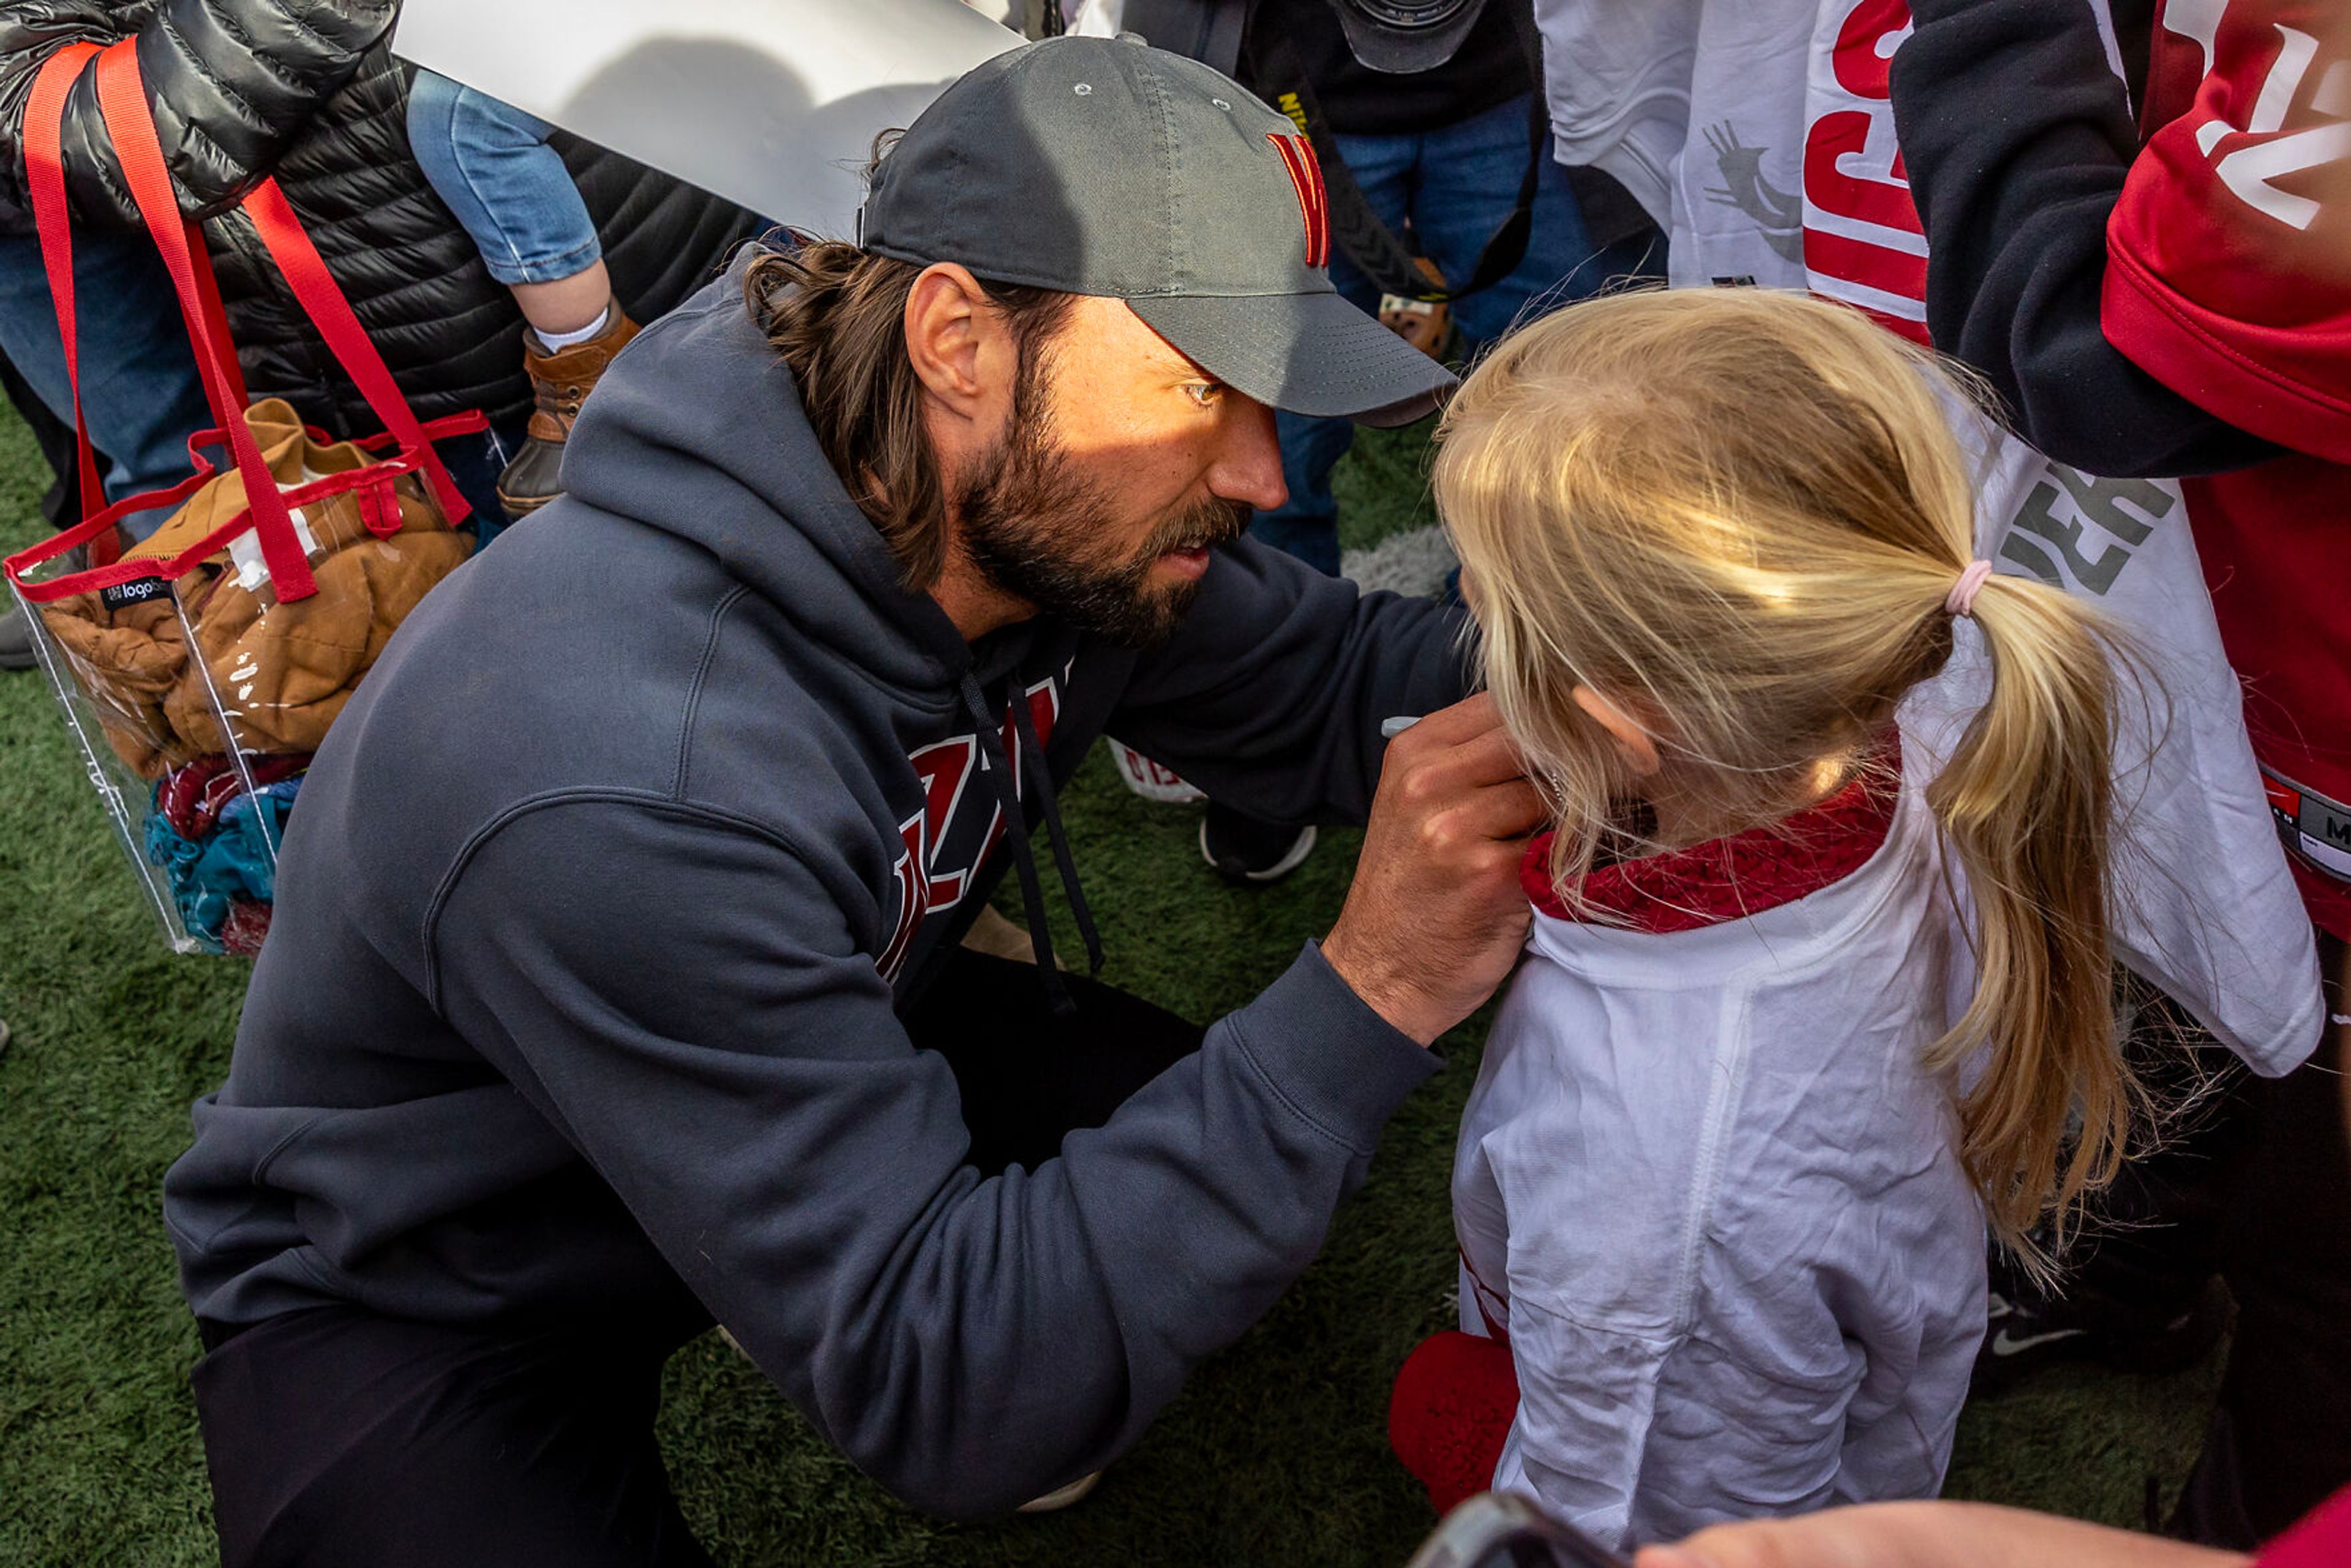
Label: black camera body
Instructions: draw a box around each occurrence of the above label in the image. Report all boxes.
[1404,1492,1633,1568]
[1323,0,1494,73]
[1120,0,1493,77]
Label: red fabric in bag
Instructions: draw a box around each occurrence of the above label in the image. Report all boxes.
[23,43,107,542]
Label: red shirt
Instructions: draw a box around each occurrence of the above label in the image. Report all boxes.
[2102,0,2351,937]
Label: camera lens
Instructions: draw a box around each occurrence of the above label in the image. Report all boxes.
[1340,0,1477,31]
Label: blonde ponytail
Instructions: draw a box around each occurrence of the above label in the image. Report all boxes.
[1927,574,2140,1269]
[1435,286,2145,1271]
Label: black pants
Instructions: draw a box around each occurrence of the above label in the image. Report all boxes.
[0,346,91,528]
[192,949,1203,1567]
[2084,935,2351,1547]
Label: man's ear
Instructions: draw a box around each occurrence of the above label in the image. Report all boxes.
[1572,685,1662,777]
[904,262,1012,421]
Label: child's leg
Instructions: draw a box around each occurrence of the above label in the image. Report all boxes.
[406,70,637,516]
[407,70,607,321]
[2173,929,2351,1546]
[1411,96,1664,351]
[0,226,210,542]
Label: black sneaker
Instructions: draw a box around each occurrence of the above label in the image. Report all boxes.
[1973,1269,2230,1395]
[1200,803,1316,886]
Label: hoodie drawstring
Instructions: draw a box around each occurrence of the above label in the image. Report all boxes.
[1010,684,1104,977]
[957,672,1082,1014]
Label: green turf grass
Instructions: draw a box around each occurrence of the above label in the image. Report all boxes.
[0,410,2221,1563]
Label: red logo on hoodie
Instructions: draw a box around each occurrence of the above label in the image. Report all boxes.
[877,677,1062,981]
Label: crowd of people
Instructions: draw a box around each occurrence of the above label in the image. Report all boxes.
[0,0,2344,1564]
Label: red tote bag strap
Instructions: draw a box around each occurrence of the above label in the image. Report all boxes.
[12,42,230,589]
[183,203,249,411]
[91,40,318,601]
[24,43,113,545]
[239,180,473,525]
[32,45,246,443]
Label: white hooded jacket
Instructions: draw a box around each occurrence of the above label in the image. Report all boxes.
[1455,743,1984,1548]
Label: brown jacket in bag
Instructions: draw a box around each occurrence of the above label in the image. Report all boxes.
[37,587,190,777]
[40,398,470,776]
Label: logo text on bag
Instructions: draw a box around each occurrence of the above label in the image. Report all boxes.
[98,575,171,612]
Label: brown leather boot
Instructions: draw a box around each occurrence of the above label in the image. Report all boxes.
[495,305,640,517]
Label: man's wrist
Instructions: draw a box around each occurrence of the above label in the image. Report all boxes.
[1232,944,1441,1149]
[1318,926,1444,1048]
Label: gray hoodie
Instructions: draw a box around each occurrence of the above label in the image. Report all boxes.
[162,260,1471,1516]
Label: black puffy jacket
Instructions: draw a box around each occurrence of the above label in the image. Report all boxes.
[0,0,763,433]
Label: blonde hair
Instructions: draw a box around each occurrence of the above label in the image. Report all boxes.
[1436,287,2139,1267]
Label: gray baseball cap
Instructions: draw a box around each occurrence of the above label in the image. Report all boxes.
[858,34,1453,428]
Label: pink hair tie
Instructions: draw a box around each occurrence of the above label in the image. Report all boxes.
[1945,559,1995,618]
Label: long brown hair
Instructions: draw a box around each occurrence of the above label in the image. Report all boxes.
[744,237,1074,591]
[1436,287,2145,1272]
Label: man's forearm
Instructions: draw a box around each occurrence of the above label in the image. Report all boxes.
[1111,541,1472,823]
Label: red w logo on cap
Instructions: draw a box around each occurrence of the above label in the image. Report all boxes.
[1266,133,1330,269]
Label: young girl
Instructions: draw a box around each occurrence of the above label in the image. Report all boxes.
[1402,287,2146,1548]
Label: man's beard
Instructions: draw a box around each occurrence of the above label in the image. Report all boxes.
[956,391,1250,649]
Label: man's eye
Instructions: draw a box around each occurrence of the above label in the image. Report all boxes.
[1183,381,1224,409]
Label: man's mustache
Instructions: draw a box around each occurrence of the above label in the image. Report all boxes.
[1141,498,1252,558]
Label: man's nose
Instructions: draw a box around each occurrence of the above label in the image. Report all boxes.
[1209,396,1288,514]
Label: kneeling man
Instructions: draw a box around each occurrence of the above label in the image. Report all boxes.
[165,36,1542,1564]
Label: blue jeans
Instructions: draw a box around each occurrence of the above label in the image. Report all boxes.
[407,70,602,287]
[0,225,210,542]
[1248,94,1667,577]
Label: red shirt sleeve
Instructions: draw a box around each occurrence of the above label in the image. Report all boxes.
[2102,0,2351,461]
[2257,1483,2351,1568]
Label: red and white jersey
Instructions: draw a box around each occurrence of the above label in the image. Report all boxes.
[1532,0,2322,1066]
[2107,0,2349,457]
[2103,0,2351,936]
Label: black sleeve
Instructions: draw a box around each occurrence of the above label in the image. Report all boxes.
[1888,0,2279,478]
[1109,538,1476,827]
[0,0,395,228]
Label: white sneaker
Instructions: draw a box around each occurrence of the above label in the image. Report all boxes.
[1016,1471,1103,1514]
[1201,809,1317,885]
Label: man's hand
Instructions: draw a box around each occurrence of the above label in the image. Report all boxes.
[1321,693,1546,1046]
[1632,1501,2251,1568]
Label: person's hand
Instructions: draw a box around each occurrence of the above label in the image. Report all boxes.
[1321,692,1545,1045]
[1631,1501,2251,1568]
